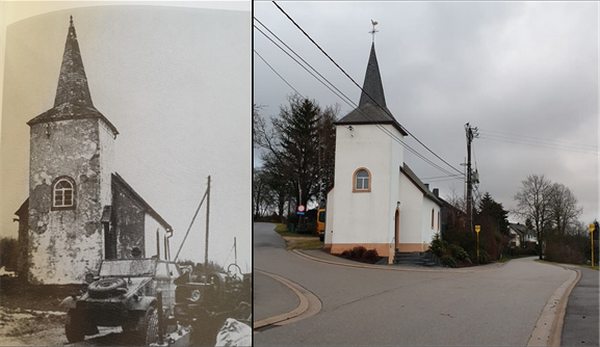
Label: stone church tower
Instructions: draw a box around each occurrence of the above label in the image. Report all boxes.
[25,17,119,284]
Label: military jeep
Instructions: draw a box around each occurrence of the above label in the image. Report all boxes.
[173,264,251,345]
[65,258,180,344]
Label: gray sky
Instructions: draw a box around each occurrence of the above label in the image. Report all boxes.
[254,1,599,225]
[0,4,251,271]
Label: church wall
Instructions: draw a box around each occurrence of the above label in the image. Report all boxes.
[98,121,115,208]
[111,182,146,259]
[324,188,335,249]
[28,119,104,284]
[387,130,405,245]
[144,215,169,259]
[398,174,425,247]
[330,124,393,247]
[421,197,440,247]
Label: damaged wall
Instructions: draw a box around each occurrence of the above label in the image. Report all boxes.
[28,118,110,284]
[111,181,145,259]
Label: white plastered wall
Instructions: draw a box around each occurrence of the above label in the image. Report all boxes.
[330,124,397,245]
[398,173,424,244]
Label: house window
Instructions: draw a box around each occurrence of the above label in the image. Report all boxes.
[353,168,371,192]
[437,211,440,231]
[52,177,75,210]
[431,209,434,229]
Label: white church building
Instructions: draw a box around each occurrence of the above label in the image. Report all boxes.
[325,42,443,263]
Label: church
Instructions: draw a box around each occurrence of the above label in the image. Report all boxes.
[14,17,172,285]
[324,41,443,263]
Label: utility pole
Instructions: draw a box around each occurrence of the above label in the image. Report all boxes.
[204,175,211,280]
[465,123,479,234]
[234,237,238,266]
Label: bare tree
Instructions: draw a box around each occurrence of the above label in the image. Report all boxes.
[549,183,582,235]
[514,174,554,259]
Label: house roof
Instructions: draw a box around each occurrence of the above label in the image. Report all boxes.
[336,43,408,136]
[508,223,528,236]
[27,16,118,136]
[112,173,172,232]
[400,164,442,206]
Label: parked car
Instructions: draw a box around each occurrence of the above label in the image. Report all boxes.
[173,263,251,345]
[64,257,181,344]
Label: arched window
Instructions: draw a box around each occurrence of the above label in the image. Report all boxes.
[353,168,371,192]
[52,177,75,210]
[431,209,435,229]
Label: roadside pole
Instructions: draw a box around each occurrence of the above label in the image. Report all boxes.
[589,223,595,267]
[475,224,481,263]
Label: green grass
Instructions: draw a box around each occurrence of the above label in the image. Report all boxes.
[284,237,323,250]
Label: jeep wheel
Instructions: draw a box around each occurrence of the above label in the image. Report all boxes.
[140,308,159,345]
[65,310,85,343]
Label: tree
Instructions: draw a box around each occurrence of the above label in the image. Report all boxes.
[475,193,510,260]
[515,175,552,259]
[316,105,338,200]
[255,95,337,210]
[514,174,554,259]
[548,183,582,235]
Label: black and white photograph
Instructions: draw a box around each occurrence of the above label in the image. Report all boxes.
[0,2,251,346]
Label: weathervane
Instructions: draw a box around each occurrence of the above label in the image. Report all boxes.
[369,19,379,43]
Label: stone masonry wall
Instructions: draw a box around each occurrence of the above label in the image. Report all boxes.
[28,118,105,284]
[111,183,145,259]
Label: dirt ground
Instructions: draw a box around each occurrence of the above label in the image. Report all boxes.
[0,277,78,346]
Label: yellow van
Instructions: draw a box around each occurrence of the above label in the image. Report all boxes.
[316,208,326,241]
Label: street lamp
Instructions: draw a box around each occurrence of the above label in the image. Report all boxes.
[589,223,595,267]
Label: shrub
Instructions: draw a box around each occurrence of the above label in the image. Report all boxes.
[429,233,446,258]
[340,246,379,264]
[448,244,470,262]
[361,249,379,263]
[350,246,367,260]
[440,255,457,268]
[478,250,491,264]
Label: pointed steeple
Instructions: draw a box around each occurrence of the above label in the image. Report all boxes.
[28,17,118,135]
[336,42,407,136]
[358,42,386,108]
[54,16,93,107]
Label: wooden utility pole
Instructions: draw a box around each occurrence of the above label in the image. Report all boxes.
[465,123,478,233]
[234,236,238,266]
[204,175,211,279]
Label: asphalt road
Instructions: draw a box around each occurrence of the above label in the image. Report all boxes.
[254,222,574,346]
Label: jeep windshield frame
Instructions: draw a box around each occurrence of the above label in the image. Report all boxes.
[99,259,157,277]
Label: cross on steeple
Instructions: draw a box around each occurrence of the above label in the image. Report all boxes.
[369,19,379,43]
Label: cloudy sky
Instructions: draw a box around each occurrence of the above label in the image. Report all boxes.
[0,3,251,271]
[254,1,599,225]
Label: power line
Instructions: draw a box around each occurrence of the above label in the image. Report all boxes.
[254,20,462,178]
[254,49,303,97]
[271,1,464,177]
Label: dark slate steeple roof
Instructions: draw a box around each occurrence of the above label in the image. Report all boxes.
[28,16,118,135]
[336,42,407,136]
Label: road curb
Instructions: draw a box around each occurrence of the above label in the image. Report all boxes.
[253,270,321,330]
[527,265,581,347]
[293,249,507,273]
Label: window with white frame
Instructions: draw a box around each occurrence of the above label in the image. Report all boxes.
[52,177,75,209]
[353,168,371,192]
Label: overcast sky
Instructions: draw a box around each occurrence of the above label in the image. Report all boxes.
[254,1,599,225]
[0,3,251,271]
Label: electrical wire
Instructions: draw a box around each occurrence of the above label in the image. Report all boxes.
[254,19,463,179]
[271,1,464,177]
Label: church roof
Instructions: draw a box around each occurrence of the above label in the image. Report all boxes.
[336,42,408,136]
[27,16,118,135]
[400,164,442,206]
